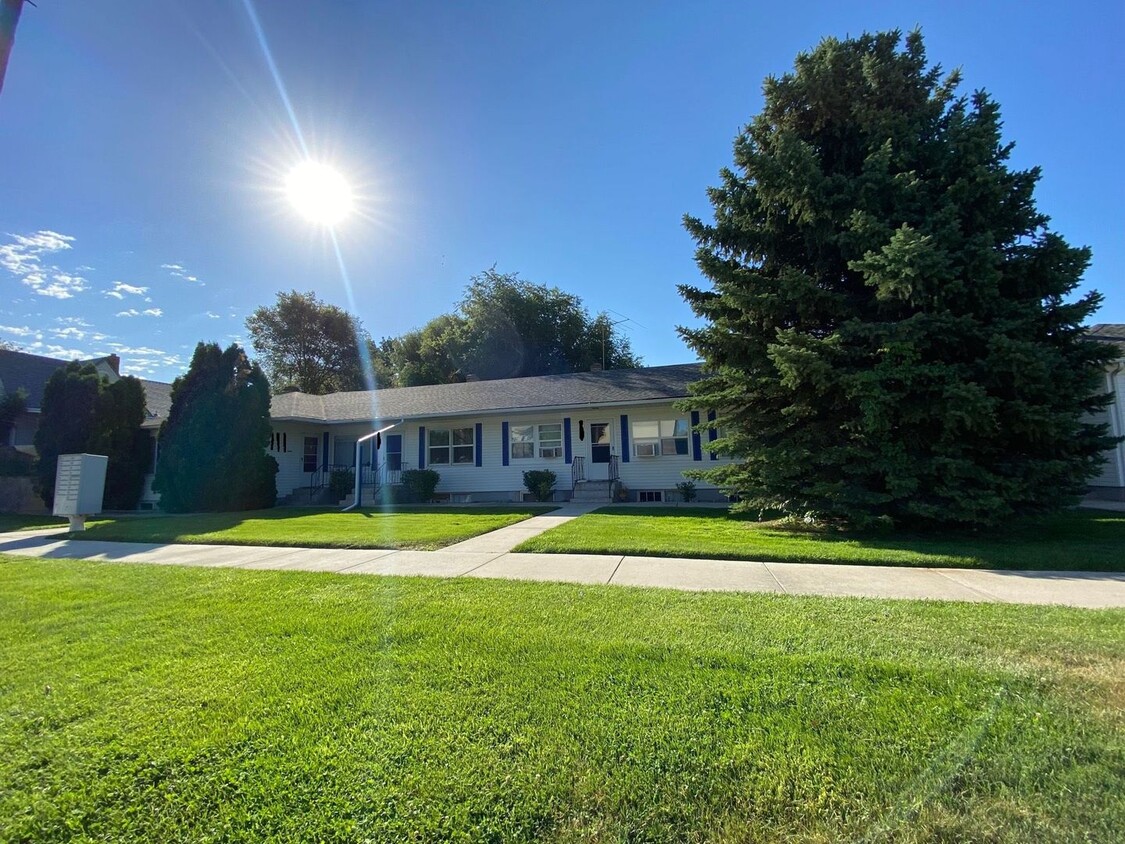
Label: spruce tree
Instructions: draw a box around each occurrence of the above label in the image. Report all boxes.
[680,30,1118,529]
[34,363,149,509]
[154,343,277,512]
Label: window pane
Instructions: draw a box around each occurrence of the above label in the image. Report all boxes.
[590,423,610,444]
[673,418,690,437]
[510,425,534,442]
[429,429,450,446]
[539,423,561,439]
[429,447,450,464]
[453,427,474,445]
[452,445,474,464]
[633,421,659,439]
[660,438,677,455]
[512,442,534,459]
[675,437,689,455]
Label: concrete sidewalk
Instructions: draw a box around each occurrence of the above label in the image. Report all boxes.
[2,527,1123,608]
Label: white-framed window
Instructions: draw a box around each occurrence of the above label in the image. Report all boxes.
[538,423,563,458]
[638,490,663,503]
[632,419,690,457]
[429,426,474,465]
[510,422,564,459]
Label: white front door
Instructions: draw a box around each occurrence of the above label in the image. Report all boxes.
[587,421,613,480]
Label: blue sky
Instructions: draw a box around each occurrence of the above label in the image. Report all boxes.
[2,0,1122,382]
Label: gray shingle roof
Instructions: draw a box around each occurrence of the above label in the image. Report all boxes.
[1090,324,1125,345]
[0,349,173,423]
[270,363,704,423]
[138,379,173,427]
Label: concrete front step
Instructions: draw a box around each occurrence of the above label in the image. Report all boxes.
[570,481,615,504]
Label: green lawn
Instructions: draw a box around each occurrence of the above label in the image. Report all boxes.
[1,558,1122,842]
[71,506,554,551]
[0,514,72,533]
[514,506,1125,571]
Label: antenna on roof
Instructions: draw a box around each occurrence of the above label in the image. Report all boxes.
[598,310,644,371]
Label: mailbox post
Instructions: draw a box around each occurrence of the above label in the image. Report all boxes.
[52,453,108,531]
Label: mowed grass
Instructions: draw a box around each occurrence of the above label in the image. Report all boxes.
[0,514,71,533]
[72,506,554,551]
[515,506,1125,571]
[2,558,1123,842]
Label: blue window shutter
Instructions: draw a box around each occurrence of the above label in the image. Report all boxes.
[475,423,483,467]
[418,427,426,469]
[619,414,630,463]
[707,410,717,460]
[321,431,329,469]
[501,421,509,466]
[563,417,572,464]
[691,410,703,461]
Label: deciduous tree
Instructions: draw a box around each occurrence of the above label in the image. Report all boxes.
[247,290,367,394]
[680,30,1118,529]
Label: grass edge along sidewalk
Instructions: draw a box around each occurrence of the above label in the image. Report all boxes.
[1,557,1122,842]
[513,506,1125,571]
[67,505,556,551]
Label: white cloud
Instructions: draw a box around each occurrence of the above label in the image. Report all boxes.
[51,326,86,340]
[0,232,88,298]
[0,324,38,338]
[143,308,163,317]
[206,311,221,319]
[56,317,91,328]
[117,307,163,318]
[104,281,148,299]
[161,261,203,285]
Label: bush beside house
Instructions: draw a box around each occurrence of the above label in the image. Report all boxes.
[154,343,277,512]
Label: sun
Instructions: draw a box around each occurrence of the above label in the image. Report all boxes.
[285,160,353,226]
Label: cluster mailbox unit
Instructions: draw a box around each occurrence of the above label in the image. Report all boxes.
[52,453,109,531]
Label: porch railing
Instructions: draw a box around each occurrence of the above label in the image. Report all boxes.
[571,455,586,489]
[609,453,620,482]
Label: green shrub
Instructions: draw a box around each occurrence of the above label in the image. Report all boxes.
[0,446,34,478]
[522,469,556,502]
[401,469,440,503]
[328,469,355,501]
[676,480,697,503]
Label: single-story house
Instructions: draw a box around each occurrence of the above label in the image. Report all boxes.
[0,348,172,508]
[1089,324,1125,500]
[269,363,730,503]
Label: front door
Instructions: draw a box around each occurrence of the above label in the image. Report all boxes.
[587,421,612,480]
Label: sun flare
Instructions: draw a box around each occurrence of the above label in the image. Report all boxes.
[285,160,353,226]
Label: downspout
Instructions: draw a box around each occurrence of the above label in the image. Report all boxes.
[342,421,403,512]
[1107,365,1125,489]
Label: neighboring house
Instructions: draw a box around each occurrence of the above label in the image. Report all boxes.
[0,348,173,508]
[1089,324,1125,500]
[269,363,730,503]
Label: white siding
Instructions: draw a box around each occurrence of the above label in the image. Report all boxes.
[270,402,734,501]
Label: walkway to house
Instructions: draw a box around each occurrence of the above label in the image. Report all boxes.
[2,513,1123,608]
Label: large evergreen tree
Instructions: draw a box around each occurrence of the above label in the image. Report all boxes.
[680,30,1118,529]
[153,343,277,512]
[33,362,149,509]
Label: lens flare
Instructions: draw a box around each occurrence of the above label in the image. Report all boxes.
[285,161,353,226]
